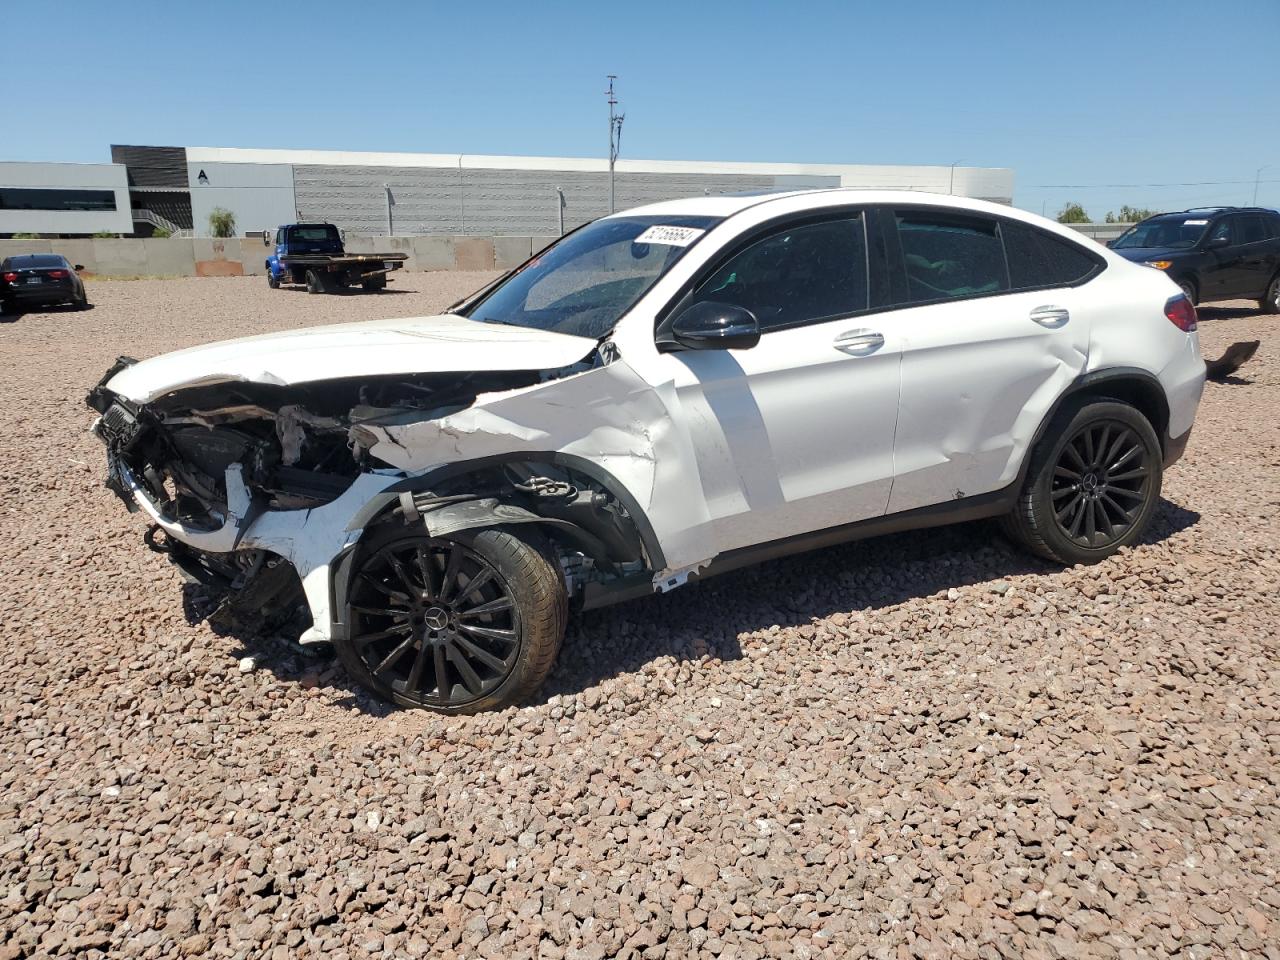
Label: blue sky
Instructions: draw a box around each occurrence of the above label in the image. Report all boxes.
[9,0,1279,218]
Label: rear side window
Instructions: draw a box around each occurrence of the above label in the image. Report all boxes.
[1238,215,1268,244]
[894,213,1008,303]
[690,216,868,332]
[1002,220,1102,290]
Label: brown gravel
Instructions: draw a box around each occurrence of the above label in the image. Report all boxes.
[1,276,1278,959]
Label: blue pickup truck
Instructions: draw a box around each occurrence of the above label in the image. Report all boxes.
[264,223,408,294]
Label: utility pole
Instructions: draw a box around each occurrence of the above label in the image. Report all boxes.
[1254,164,1273,206]
[948,160,963,196]
[383,183,394,236]
[607,75,624,214]
[556,186,565,236]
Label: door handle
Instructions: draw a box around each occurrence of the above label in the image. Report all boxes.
[833,329,885,354]
[1030,305,1070,328]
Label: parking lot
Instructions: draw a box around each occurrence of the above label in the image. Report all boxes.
[1,274,1277,958]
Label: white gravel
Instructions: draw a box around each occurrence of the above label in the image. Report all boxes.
[0,276,1277,959]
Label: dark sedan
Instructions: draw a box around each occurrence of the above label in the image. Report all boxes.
[1,254,90,314]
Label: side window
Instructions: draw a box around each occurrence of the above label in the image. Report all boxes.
[1208,217,1235,244]
[1002,220,1101,290]
[894,212,1008,303]
[1268,216,1280,240]
[275,228,284,245]
[689,217,868,332]
[1238,215,1268,245]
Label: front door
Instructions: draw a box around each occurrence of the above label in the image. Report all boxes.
[653,213,901,555]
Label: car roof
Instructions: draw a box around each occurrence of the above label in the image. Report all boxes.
[605,188,1069,234]
[2,253,67,268]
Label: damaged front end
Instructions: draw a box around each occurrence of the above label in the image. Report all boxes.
[85,344,680,646]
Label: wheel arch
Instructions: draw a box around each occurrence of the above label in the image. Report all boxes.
[327,452,667,642]
[1017,367,1171,489]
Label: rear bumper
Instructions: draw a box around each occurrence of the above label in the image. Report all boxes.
[5,284,75,303]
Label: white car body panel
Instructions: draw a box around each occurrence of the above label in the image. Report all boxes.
[106,314,597,403]
[94,188,1207,649]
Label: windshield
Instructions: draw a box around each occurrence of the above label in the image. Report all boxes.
[1113,216,1210,250]
[466,214,720,339]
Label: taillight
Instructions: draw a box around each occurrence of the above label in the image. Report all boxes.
[47,269,68,279]
[1,273,16,283]
[1165,294,1197,332]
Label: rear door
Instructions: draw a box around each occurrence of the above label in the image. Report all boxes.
[1234,214,1276,298]
[882,209,1097,514]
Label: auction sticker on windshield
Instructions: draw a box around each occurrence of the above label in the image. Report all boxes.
[1184,219,1209,225]
[634,225,705,247]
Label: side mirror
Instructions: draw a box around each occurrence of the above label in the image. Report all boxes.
[1104,240,1114,248]
[1207,235,1230,249]
[661,301,761,352]
[73,264,85,272]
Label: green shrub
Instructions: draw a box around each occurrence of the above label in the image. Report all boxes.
[151,226,173,239]
[93,231,117,239]
[11,232,39,240]
[207,207,236,238]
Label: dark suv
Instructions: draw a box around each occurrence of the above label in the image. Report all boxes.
[1110,207,1280,312]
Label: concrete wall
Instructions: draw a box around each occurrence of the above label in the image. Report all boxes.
[0,162,133,236]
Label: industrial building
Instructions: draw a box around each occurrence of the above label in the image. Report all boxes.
[5,144,1015,239]
[0,162,133,237]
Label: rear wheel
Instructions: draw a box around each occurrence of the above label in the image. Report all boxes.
[361,275,387,292]
[1002,400,1162,565]
[1176,277,1198,305]
[305,269,326,295]
[1261,272,1280,314]
[334,524,566,713]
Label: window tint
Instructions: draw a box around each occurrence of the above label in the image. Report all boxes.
[1003,220,1101,290]
[4,254,67,268]
[289,225,339,242]
[1238,215,1268,244]
[690,217,868,332]
[1208,218,1234,244]
[0,187,117,212]
[895,213,1008,302]
[1268,216,1280,240]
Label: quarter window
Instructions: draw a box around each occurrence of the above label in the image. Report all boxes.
[688,217,868,333]
[1002,220,1101,290]
[1208,218,1235,244]
[894,213,1008,303]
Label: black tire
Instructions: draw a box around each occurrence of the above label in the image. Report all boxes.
[334,524,566,713]
[305,270,326,295]
[1002,399,1163,565]
[1176,277,1198,306]
[267,271,280,289]
[361,276,387,292]
[1260,272,1280,314]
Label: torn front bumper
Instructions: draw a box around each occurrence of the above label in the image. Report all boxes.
[103,448,405,644]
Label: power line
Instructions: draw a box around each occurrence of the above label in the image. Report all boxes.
[1028,177,1280,190]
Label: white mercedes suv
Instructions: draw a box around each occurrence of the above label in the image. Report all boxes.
[87,190,1205,712]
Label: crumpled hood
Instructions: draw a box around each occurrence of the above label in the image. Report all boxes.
[106,314,598,403]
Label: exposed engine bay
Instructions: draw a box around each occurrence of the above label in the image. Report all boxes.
[85,347,661,639]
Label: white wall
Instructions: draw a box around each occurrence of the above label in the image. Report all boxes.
[0,162,132,235]
[188,161,297,237]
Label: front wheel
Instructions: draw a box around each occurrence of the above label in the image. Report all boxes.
[1002,400,1163,565]
[267,271,280,289]
[1261,273,1280,314]
[334,525,567,713]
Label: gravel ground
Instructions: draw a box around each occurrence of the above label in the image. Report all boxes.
[1,275,1277,960]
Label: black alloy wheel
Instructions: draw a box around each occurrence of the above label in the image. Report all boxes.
[347,537,522,709]
[1050,419,1154,549]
